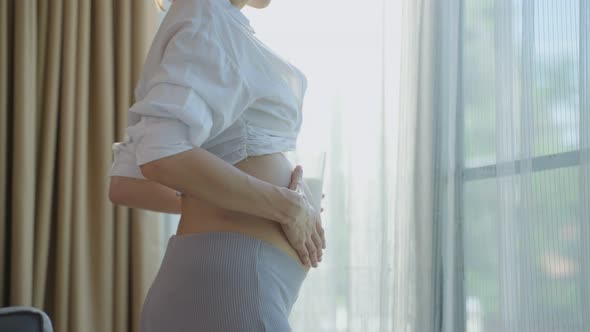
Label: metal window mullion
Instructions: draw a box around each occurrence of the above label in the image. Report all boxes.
[462,150,584,181]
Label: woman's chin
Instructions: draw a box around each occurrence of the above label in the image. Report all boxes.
[247,0,271,9]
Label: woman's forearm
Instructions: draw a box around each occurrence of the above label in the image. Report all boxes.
[139,148,302,224]
[109,176,181,214]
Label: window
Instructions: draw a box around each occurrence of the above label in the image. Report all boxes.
[462,1,589,331]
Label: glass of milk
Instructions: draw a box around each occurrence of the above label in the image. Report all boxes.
[283,150,326,211]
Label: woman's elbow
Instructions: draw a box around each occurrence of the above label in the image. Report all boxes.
[109,177,128,205]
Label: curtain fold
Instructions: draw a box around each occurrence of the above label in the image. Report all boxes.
[0,0,9,309]
[581,0,590,326]
[0,1,162,332]
[394,0,465,331]
[392,0,437,330]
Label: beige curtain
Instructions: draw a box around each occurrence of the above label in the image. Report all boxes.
[0,1,163,331]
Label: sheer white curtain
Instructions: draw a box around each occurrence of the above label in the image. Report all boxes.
[462,1,590,331]
[394,1,464,331]
[396,0,590,331]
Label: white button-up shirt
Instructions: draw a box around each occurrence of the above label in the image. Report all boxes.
[110,0,307,181]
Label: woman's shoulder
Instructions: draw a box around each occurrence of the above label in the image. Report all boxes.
[161,0,215,31]
[158,0,256,69]
[163,0,237,33]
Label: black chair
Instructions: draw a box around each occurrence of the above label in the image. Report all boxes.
[0,306,53,332]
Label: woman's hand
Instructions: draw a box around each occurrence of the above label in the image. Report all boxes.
[281,165,326,268]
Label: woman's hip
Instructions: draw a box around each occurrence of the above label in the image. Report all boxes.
[140,231,308,331]
[176,213,310,273]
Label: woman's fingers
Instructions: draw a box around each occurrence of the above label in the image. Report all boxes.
[295,241,310,267]
[287,164,320,268]
[311,232,323,261]
[288,165,303,191]
[316,218,326,249]
[305,240,318,268]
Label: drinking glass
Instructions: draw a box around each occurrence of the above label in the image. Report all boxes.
[283,150,327,211]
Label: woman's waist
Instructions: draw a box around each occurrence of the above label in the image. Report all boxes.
[176,210,308,272]
[175,152,309,271]
[178,201,283,234]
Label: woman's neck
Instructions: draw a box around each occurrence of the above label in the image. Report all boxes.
[230,0,247,10]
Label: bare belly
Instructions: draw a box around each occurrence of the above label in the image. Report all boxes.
[176,151,311,272]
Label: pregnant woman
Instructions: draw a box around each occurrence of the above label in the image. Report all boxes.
[107,0,326,331]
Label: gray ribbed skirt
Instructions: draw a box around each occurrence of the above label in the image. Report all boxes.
[139,231,308,332]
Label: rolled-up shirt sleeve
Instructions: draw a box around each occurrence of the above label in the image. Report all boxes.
[110,133,147,179]
[127,25,253,167]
